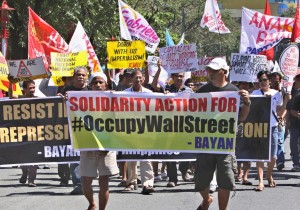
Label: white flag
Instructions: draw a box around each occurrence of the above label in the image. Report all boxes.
[119,0,160,53]
[177,33,185,45]
[69,21,102,73]
[200,0,230,34]
[240,7,294,54]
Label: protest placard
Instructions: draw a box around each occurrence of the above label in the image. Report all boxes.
[51,50,88,77]
[159,44,198,73]
[0,52,9,80]
[240,7,294,55]
[7,57,48,83]
[230,53,267,82]
[0,97,79,166]
[235,96,271,161]
[67,91,239,154]
[279,44,299,92]
[107,41,146,69]
[147,56,159,76]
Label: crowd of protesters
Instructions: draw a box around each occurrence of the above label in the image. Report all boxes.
[3,56,300,210]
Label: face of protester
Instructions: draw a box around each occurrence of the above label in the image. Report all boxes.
[172,73,184,86]
[294,79,300,89]
[238,82,250,91]
[185,82,195,89]
[131,72,144,87]
[123,73,133,87]
[206,67,225,82]
[270,75,281,90]
[73,69,87,87]
[24,83,35,97]
[90,77,107,91]
[258,74,270,91]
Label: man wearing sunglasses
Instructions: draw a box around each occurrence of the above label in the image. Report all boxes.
[195,58,250,210]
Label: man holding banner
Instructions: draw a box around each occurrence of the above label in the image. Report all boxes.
[8,79,38,187]
[195,58,251,210]
[123,69,155,195]
[80,72,119,210]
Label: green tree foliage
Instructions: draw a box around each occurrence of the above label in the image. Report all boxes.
[6,0,240,61]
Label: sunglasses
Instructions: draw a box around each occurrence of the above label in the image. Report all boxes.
[259,78,269,82]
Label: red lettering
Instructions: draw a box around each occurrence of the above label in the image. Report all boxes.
[111,97,120,111]
[256,30,267,44]
[69,97,78,111]
[164,98,174,111]
[249,12,259,27]
[228,98,237,112]
[79,97,88,111]
[155,99,164,111]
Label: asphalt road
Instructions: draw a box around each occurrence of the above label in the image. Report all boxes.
[1,138,300,210]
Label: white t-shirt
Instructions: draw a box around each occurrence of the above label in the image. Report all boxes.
[124,86,152,93]
[251,89,283,127]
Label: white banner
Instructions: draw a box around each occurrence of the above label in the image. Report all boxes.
[230,53,267,82]
[159,44,198,73]
[240,7,294,55]
[8,57,47,80]
[200,0,230,34]
[279,45,299,92]
[119,0,160,53]
[69,21,102,73]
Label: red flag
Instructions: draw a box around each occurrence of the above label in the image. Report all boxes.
[259,0,274,60]
[291,0,300,42]
[28,7,69,69]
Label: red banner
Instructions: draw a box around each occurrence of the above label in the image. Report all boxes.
[28,7,69,69]
[291,0,300,43]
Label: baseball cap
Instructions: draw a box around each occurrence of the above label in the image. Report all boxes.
[123,69,134,75]
[205,58,229,71]
[88,72,107,84]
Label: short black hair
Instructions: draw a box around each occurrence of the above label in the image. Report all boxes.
[271,72,282,80]
[131,69,143,77]
[294,74,300,81]
[184,78,193,86]
[23,80,35,89]
[257,70,271,80]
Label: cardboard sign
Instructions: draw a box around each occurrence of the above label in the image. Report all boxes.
[279,44,299,92]
[51,51,88,77]
[159,44,198,73]
[0,52,9,80]
[107,41,146,69]
[230,53,267,82]
[8,57,48,83]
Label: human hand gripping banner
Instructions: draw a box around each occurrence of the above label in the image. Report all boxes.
[67,91,240,154]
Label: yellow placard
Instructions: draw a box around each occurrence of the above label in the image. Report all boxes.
[51,51,88,77]
[0,52,9,80]
[107,41,146,69]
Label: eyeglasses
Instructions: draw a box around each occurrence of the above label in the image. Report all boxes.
[259,78,269,82]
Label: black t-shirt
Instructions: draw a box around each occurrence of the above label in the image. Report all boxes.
[61,85,88,95]
[290,89,300,129]
[196,82,239,93]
